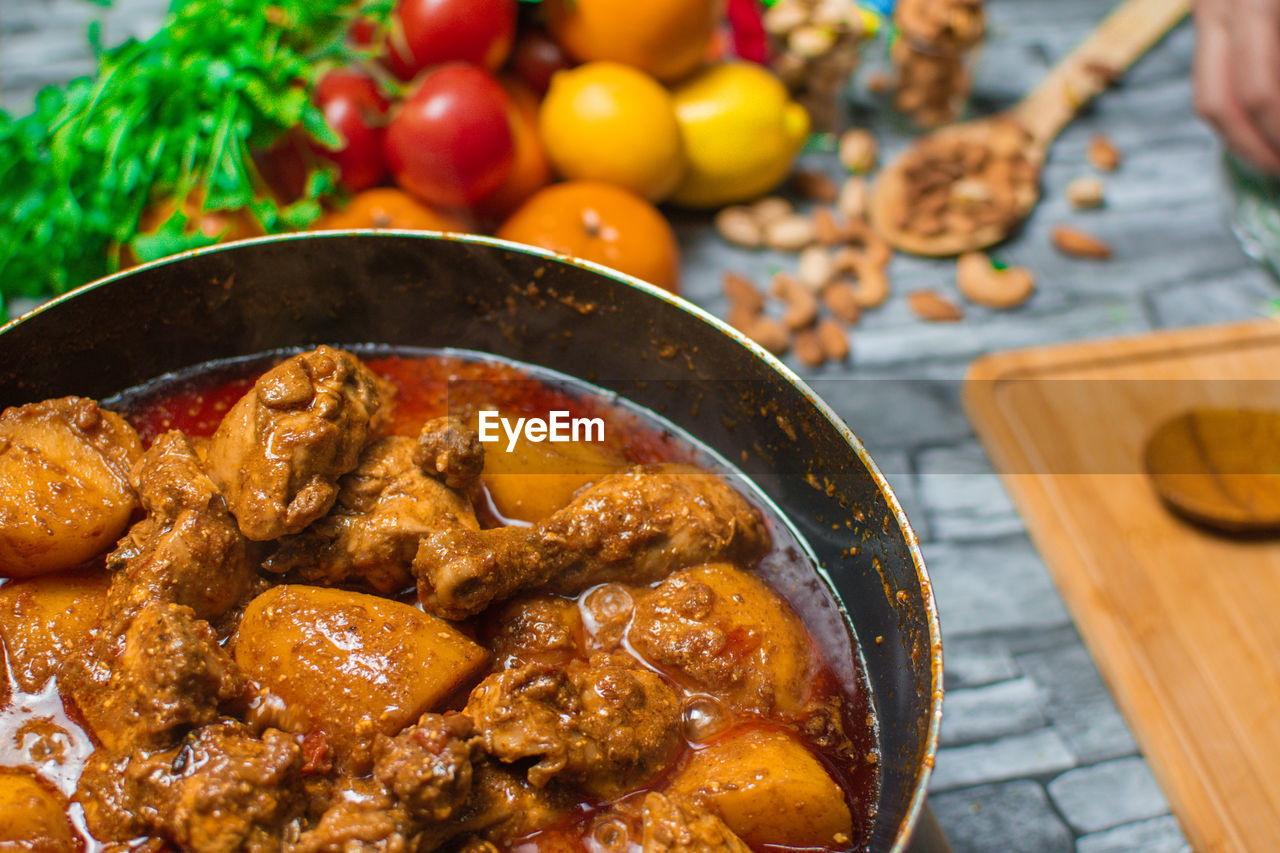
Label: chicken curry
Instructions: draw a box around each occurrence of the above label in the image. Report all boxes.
[0,346,878,852]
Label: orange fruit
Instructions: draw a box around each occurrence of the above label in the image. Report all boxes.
[315,188,470,231]
[475,77,555,221]
[538,62,685,202]
[123,189,264,266]
[497,180,681,294]
[543,0,720,83]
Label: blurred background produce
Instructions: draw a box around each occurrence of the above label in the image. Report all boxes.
[0,0,906,322]
[0,0,1216,376]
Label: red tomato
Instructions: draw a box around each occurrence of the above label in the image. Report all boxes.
[312,70,391,193]
[386,0,517,80]
[507,28,574,96]
[384,63,515,207]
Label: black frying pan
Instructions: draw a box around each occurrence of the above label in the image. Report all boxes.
[0,231,942,852]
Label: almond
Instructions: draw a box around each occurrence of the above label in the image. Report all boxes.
[744,317,789,355]
[1088,134,1120,171]
[1050,225,1112,259]
[793,169,839,202]
[772,271,803,300]
[722,271,764,314]
[823,281,863,323]
[727,303,760,331]
[792,328,827,367]
[782,288,819,330]
[817,319,850,361]
[908,289,964,322]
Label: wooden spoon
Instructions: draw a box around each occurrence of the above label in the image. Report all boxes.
[870,0,1190,257]
[1144,408,1280,533]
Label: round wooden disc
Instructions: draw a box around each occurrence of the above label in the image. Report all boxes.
[1143,408,1280,533]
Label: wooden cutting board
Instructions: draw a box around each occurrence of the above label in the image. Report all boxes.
[963,320,1280,853]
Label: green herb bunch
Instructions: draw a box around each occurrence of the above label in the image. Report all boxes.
[0,0,389,318]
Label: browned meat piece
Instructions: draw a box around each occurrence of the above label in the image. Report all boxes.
[69,600,251,753]
[414,464,769,619]
[638,792,751,853]
[414,416,484,492]
[464,653,681,800]
[287,713,479,853]
[450,762,574,844]
[106,431,258,623]
[373,712,478,822]
[132,430,222,523]
[486,594,584,668]
[0,396,143,577]
[205,346,389,541]
[78,720,306,853]
[66,433,257,754]
[628,563,814,714]
[263,434,478,593]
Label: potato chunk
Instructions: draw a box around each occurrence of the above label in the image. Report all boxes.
[667,728,853,849]
[0,768,77,851]
[234,585,489,766]
[478,414,625,523]
[0,570,109,692]
[0,397,142,577]
[629,563,813,712]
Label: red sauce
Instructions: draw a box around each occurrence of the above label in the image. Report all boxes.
[125,352,686,467]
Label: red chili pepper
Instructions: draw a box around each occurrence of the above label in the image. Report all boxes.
[727,0,770,64]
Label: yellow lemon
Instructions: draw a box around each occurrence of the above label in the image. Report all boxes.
[538,62,686,202]
[669,63,811,209]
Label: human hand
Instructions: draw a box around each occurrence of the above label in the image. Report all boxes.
[1193,0,1280,173]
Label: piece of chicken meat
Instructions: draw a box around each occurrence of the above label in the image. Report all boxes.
[106,430,259,623]
[286,712,480,853]
[205,346,389,541]
[68,431,257,753]
[263,418,481,594]
[78,720,306,853]
[636,792,752,853]
[69,600,251,754]
[464,653,681,800]
[414,464,769,619]
[413,415,484,492]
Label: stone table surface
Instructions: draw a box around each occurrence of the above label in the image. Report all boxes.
[4,1,1271,851]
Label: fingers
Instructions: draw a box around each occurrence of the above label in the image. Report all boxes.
[1193,0,1280,172]
[1230,0,1280,166]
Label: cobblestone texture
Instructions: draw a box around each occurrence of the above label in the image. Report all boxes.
[930,781,1074,853]
[1076,816,1192,853]
[1048,758,1169,834]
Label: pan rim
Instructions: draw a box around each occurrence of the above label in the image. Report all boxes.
[3,228,943,852]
